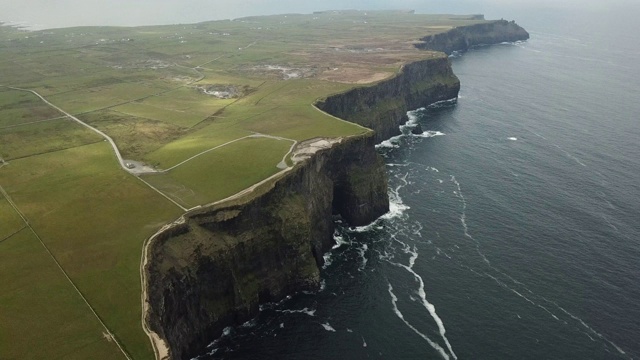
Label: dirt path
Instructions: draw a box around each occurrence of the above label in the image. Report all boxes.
[1,85,131,172]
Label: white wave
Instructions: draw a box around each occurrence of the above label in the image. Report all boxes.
[554,144,587,167]
[375,135,402,149]
[321,322,336,332]
[279,307,316,317]
[427,167,440,173]
[451,175,490,265]
[357,243,368,271]
[427,98,458,108]
[362,336,367,347]
[508,137,518,141]
[322,252,333,268]
[387,283,450,360]
[415,131,446,138]
[389,248,457,359]
[280,323,284,328]
[557,306,627,355]
[350,178,409,233]
[332,233,350,249]
[346,328,353,333]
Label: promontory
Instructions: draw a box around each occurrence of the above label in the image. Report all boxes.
[0,11,527,359]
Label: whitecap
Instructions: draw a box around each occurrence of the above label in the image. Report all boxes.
[508,137,518,141]
[415,131,446,138]
[375,135,402,149]
[387,283,450,359]
[321,322,336,332]
[279,307,316,317]
[357,243,368,271]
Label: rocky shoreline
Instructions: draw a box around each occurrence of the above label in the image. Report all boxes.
[144,19,529,360]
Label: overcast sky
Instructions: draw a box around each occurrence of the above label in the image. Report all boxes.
[1,0,637,30]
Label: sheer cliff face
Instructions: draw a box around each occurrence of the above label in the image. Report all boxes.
[145,19,529,360]
[415,20,530,55]
[316,56,460,143]
[146,134,388,360]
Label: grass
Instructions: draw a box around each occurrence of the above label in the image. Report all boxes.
[0,118,103,160]
[0,10,490,359]
[0,230,125,359]
[78,109,187,160]
[0,142,182,359]
[0,89,61,128]
[142,136,291,208]
[0,197,25,241]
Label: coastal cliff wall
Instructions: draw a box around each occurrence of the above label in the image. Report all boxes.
[145,18,529,360]
[146,133,388,360]
[316,56,460,143]
[415,19,530,55]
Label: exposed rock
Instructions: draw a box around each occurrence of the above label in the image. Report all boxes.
[146,133,388,360]
[415,19,530,55]
[315,55,460,143]
[411,123,423,135]
[145,19,529,360]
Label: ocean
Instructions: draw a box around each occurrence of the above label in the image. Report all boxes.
[199,5,640,360]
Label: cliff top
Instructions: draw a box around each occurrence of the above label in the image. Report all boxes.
[0,11,522,360]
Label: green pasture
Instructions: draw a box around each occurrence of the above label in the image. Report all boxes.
[78,110,186,160]
[47,82,164,114]
[0,118,102,160]
[0,89,61,128]
[0,142,182,359]
[0,230,124,360]
[142,136,291,208]
[0,197,24,241]
[144,124,250,168]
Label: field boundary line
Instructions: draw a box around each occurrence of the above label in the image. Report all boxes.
[0,225,27,244]
[1,86,130,172]
[0,184,132,360]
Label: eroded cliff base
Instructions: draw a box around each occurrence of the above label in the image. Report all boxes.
[146,133,388,359]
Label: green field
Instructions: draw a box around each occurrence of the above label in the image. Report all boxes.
[0,10,486,359]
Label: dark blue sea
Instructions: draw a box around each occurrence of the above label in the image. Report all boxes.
[202,6,640,360]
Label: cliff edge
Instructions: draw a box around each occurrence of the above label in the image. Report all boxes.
[146,133,388,359]
[144,18,529,360]
[415,19,530,55]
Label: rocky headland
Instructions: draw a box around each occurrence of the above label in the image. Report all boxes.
[144,18,529,360]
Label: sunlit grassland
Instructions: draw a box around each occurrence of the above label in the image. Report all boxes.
[0,230,125,360]
[0,119,103,160]
[0,197,24,240]
[143,137,292,208]
[0,89,61,128]
[144,124,250,168]
[0,142,183,359]
[46,82,168,114]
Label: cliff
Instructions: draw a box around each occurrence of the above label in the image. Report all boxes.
[316,56,460,143]
[145,19,529,360]
[415,19,530,55]
[146,133,388,359]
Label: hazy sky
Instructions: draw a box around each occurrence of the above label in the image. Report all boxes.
[0,0,636,29]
